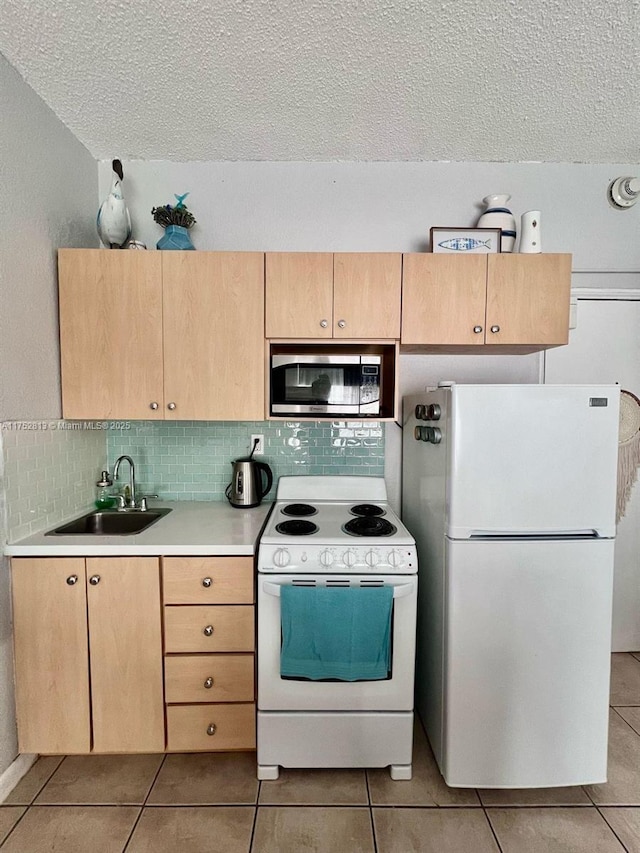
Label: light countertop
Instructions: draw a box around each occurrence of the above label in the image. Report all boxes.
[5,501,273,557]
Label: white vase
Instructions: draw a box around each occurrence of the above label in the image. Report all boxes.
[519,210,542,253]
[97,159,132,249]
[477,194,516,253]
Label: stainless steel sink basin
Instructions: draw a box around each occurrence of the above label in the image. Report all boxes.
[46,508,172,536]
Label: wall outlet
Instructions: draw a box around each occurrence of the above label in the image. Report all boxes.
[251,434,265,455]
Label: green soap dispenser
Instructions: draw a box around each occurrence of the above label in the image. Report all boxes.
[95,471,115,509]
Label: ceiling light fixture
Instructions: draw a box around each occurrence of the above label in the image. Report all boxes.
[608,176,640,209]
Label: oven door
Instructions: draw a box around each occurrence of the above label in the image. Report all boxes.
[257,574,417,711]
[270,355,380,416]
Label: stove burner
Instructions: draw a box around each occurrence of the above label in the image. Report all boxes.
[342,517,397,537]
[276,520,319,536]
[350,503,385,518]
[281,503,317,517]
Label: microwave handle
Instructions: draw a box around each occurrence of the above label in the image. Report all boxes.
[263,581,413,598]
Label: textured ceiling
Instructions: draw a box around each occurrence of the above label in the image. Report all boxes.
[1,0,639,162]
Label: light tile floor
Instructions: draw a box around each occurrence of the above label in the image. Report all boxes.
[1,652,639,852]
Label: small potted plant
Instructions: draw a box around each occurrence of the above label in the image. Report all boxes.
[151,193,197,250]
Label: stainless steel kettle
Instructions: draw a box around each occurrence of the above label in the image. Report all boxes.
[225,457,273,508]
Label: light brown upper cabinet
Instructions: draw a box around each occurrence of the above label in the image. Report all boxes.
[58,250,265,420]
[162,252,264,420]
[59,249,164,419]
[11,556,164,754]
[401,253,572,352]
[266,252,402,339]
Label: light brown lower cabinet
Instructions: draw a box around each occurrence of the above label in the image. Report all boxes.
[162,555,256,752]
[11,554,256,754]
[164,654,254,704]
[86,558,164,752]
[12,558,91,754]
[166,704,256,752]
[11,556,164,754]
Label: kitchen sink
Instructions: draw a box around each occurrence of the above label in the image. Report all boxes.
[46,508,172,536]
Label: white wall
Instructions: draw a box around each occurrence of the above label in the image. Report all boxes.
[0,54,98,778]
[0,54,97,422]
[103,158,640,511]
[100,160,640,271]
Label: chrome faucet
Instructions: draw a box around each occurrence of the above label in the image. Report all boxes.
[112,455,136,508]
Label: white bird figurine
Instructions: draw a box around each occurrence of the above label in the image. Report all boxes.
[97,159,132,248]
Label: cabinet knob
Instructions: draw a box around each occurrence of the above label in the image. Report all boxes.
[89,575,101,586]
[337,319,346,328]
[473,325,483,334]
[167,402,177,411]
[149,402,159,410]
[202,577,212,588]
[203,625,214,637]
[207,723,217,736]
[66,575,78,586]
[490,325,500,334]
[204,677,214,689]
[319,319,328,328]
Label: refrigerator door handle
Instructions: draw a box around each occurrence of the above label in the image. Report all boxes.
[468,529,601,540]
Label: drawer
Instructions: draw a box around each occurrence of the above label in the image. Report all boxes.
[164,605,254,653]
[164,654,254,704]
[166,703,256,751]
[163,557,254,605]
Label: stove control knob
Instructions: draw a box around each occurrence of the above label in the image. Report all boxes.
[387,549,405,569]
[365,549,380,567]
[273,548,291,568]
[319,549,334,567]
[342,549,358,567]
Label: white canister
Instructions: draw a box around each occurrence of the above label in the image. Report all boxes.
[477,194,516,253]
[519,210,542,253]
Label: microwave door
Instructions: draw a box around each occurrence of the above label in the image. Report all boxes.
[271,359,364,415]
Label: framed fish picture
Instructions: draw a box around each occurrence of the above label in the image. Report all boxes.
[430,227,501,254]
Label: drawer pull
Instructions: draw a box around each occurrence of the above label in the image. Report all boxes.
[203,625,214,637]
[204,677,214,689]
[202,577,212,588]
[207,723,217,736]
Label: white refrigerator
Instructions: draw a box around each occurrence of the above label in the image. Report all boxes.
[402,383,620,788]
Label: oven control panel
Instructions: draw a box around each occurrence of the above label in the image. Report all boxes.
[259,544,417,574]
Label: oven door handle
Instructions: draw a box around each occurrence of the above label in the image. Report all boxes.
[262,581,414,599]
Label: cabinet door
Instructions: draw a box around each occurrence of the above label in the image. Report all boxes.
[58,249,164,419]
[266,253,333,338]
[486,254,571,346]
[333,253,401,339]
[162,252,265,420]
[12,558,90,753]
[401,255,487,346]
[86,558,164,752]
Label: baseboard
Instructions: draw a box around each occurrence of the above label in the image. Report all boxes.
[0,753,37,803]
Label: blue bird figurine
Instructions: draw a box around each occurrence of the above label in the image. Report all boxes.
[97,159,132,248]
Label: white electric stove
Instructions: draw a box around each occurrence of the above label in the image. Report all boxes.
[256,475,418,781]
[258,475,417,574]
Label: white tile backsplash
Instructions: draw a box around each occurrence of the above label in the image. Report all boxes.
[1,423,106,541]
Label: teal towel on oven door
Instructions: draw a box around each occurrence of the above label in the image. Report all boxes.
[279,585,394,681]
